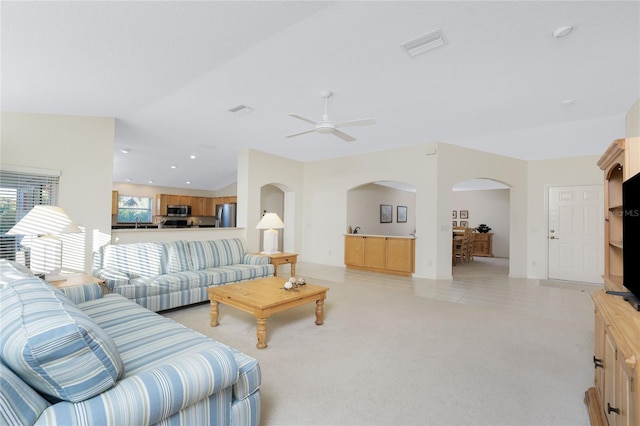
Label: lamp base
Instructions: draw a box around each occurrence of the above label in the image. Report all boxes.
[261,229,280,254]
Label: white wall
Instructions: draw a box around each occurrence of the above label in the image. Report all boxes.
[453,189,510,257]
[526,155,603,279]
[1,112,114,273]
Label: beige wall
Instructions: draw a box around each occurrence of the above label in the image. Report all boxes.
[2,109,629,280]
[1,112,114,273]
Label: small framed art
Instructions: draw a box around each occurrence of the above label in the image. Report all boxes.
[460,220,469,227]
[452,210,457,219]
[460,210,469,219]
[380,204,392,223]
[397,206,407,223]
[452,221,457,227]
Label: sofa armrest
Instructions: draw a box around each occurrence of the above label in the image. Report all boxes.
[94,268,130,291]
[36,347,239,425]
[243,254,270,265]
[58,282,104,304]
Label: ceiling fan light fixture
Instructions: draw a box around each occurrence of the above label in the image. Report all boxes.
[402,29,447,57]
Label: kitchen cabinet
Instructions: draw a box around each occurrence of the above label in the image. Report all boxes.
[191,197,206,216]
[111,191,118,215]
[473,233,493,257]
[585,291,639,426]
[344,235,415,276]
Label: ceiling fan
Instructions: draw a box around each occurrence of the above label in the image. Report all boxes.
[285,90,375,142]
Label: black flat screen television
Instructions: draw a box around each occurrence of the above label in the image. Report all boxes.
[619,170,640,310]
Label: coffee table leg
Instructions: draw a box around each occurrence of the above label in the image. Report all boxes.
[210,300,219,327]
[256,317,268,349]
[315,299,324,325]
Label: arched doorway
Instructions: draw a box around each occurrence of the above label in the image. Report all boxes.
[258,183,295,253]
[452,178,510,277]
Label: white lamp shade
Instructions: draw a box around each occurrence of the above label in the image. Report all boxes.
[255,213,285,230]
[6,206,81,236]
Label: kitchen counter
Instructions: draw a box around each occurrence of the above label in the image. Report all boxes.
[111,227,245,245]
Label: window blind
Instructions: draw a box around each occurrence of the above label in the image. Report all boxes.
[0,169,60,261]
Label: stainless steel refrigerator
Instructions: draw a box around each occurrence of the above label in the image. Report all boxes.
[216,203,236,228]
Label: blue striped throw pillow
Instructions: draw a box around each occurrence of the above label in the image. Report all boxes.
[0,278,123,403]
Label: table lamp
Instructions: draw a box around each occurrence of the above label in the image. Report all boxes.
[6,205,81,279]
[255,212,285,254]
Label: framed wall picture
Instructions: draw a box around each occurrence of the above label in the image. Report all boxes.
[460,210,469,219]
[452,210,457,219]
[380,204,392,223]
[460,220,469,227]
[397,206,407,223]
[452,221,457,227]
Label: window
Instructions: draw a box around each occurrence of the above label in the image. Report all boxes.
[0,168,60,261]
[117,196,152,223]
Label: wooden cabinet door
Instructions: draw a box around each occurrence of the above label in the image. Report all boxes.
[364,237,386,269]
[205,198,217,216]
[166,194,180,205]
[386,238,413,273]
[615,358,635,426]
[604,331,617,425]
[344,236,365,266]
[191,197,205,216]
[594,311,606,404]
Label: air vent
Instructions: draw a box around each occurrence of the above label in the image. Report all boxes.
[228,105,254,115]
[402,29,447,57]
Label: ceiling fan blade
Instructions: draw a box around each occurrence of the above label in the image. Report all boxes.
[333,129,356,142]
[334,118,376,128]
[287,113,317,125]
[285,128,317,138]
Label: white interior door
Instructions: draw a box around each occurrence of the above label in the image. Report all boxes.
[548,185,603,284]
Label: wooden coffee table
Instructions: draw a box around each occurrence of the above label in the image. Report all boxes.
[208,276,329,349]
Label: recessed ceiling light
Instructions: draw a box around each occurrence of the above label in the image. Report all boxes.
[148,180,154,184]
[170,165,177,169]
[189,155,196,160]
[560,99,575,106]
[126,178,132,182]
[552,25,574,39]
[120,149,130,154]
[186,181,191,184]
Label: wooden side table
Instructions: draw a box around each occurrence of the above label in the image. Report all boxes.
[48,273,107,292]
[264,253,298,277]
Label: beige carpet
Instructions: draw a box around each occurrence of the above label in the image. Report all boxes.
[162,263,593,426]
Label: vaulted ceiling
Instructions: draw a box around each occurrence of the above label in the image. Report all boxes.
[2,1,639,190]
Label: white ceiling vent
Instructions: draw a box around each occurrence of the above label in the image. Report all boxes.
[228,105,254,115]
[402,29,447,57]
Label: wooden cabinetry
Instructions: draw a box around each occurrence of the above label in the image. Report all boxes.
[111,191,118,215]
[585,291,639,426]
[156,194,236,216]
[190,196,205,216]
[473,232,493,257]
[344,235,415,276]
[597,138,640,292]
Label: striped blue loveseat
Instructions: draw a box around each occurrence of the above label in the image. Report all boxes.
[0,273,261,425]
[93,238,274,312]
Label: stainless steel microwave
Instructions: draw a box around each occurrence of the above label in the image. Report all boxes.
[167,205,191,217]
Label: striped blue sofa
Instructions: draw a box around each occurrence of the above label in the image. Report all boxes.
[93,238,274,312]
[0,274,261,426]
